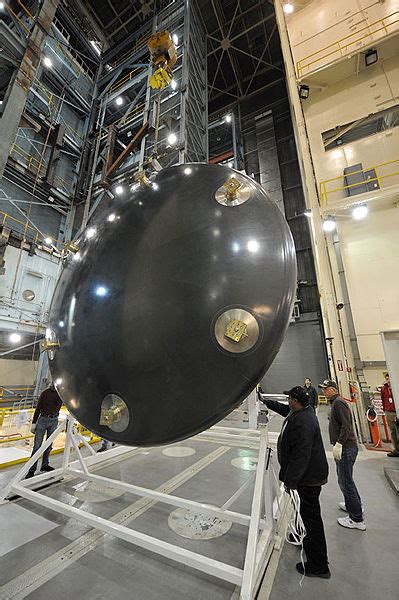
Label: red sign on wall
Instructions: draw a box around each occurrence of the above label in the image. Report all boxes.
[337,360,344,372]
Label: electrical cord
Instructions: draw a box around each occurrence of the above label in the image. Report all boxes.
[285,488,306,586]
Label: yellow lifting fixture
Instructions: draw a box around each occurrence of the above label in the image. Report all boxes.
[147,30,177,89]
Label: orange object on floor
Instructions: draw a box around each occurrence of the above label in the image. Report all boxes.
[366,408,382,448]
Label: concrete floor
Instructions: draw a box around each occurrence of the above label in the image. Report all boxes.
[0,407,398,599]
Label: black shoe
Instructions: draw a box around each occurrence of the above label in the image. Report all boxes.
[296,562,331,579]
[387,452,399,457]
[40,465,55,472]
[25,470,35,479]
[97,447,106,453]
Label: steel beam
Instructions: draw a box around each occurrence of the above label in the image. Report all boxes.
[0,0,60,180]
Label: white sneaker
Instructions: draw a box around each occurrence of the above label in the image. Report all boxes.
[337,516,366,531]
[338,501,365,514]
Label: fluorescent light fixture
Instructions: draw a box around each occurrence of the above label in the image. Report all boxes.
[283,3,294,14]
[352,204,368,220]
[90,40,101,55]
[115,185,124,195]
[85,227,96,239]
[299,84,310,99]
[115,96,124,106]
[171,79,177,90]
[167,132,177,145]
[9,333,21,344]
[172,33,178,45]
[107,213,116,222]
[365,48,378,67]
[44,237,52,245]
[225,114,232,123]
[184,167,192,175]
[43,57,53,68]
[322,217,336,232]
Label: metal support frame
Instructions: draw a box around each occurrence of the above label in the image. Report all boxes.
[0,415,286,600]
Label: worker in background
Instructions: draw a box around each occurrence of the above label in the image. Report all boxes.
[319,379,366,531]
[381,373,399,457]
[258,386,330,579]
[25,383,62,479]
[304,378,318,411]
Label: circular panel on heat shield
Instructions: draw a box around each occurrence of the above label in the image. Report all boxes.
[49,163,296,446]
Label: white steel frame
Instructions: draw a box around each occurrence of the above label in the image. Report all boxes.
[0,416,286,600]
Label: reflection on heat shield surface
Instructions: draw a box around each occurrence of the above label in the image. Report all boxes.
[49,164,296,445]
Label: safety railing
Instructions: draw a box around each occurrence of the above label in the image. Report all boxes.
[31,78,56,115]
[296,12,399,78]
[4,0,35,36]
[0,211,64,252]
[319,158,399,205]
[100,101,146,140]
[110,32,151,68]
[108,66,143,95]
[9,143,47,177]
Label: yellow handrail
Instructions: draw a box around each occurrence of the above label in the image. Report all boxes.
[109,66,142,95]
[296,12,399,77]
[10,143,47,177]
[0,210,65,251]
[319,158,399,204]
[110,32,151,68]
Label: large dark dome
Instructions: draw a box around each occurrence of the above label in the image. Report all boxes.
[48,163,296,445]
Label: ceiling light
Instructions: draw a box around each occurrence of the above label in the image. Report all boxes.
[107,213,116,222]
[225,114,232,123]
[352,204,368,220]
[172,33,178,45]
[115,96,124,106]
[95,286,108,297]
[171,79,177,90]
[85,227,96,239]
[44,236,52,245]
[365,48,378,67]
[322,217,336,232]
[43,57,53,68]
[0,3,5,11]
[167,132,177,145]
[299,84,310,99]
[184,167,192,175]
[283,3,294,14]
[115,185,124,195]
[9,333,21,344]
[58,321,65,328]
[90,40,101,55]
[304,209,312,217]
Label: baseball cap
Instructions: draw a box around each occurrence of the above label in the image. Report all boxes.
[283,386,309,405]
[319,379,338,390]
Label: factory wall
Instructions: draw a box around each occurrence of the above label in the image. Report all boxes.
[288,0,399,76]
[338,206,399,388]
[0,359,37,386]
[284,0,399,394]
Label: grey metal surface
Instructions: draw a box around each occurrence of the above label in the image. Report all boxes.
[261,316,328,393]
[49,163,297,446]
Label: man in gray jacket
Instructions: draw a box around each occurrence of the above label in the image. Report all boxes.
[319,379,366,531]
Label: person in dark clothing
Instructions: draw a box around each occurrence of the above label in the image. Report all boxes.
[319,379,366,531]
[258,385,330,579]
[26,384,63,479]
[304,378,318,410]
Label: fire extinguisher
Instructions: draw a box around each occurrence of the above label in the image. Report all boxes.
[366,406,381,448]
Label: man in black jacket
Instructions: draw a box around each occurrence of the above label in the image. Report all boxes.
[304,378,318,410]
[258,386,330,579]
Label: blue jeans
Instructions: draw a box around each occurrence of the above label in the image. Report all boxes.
[29,415,59,473]
[335,447,363,522]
